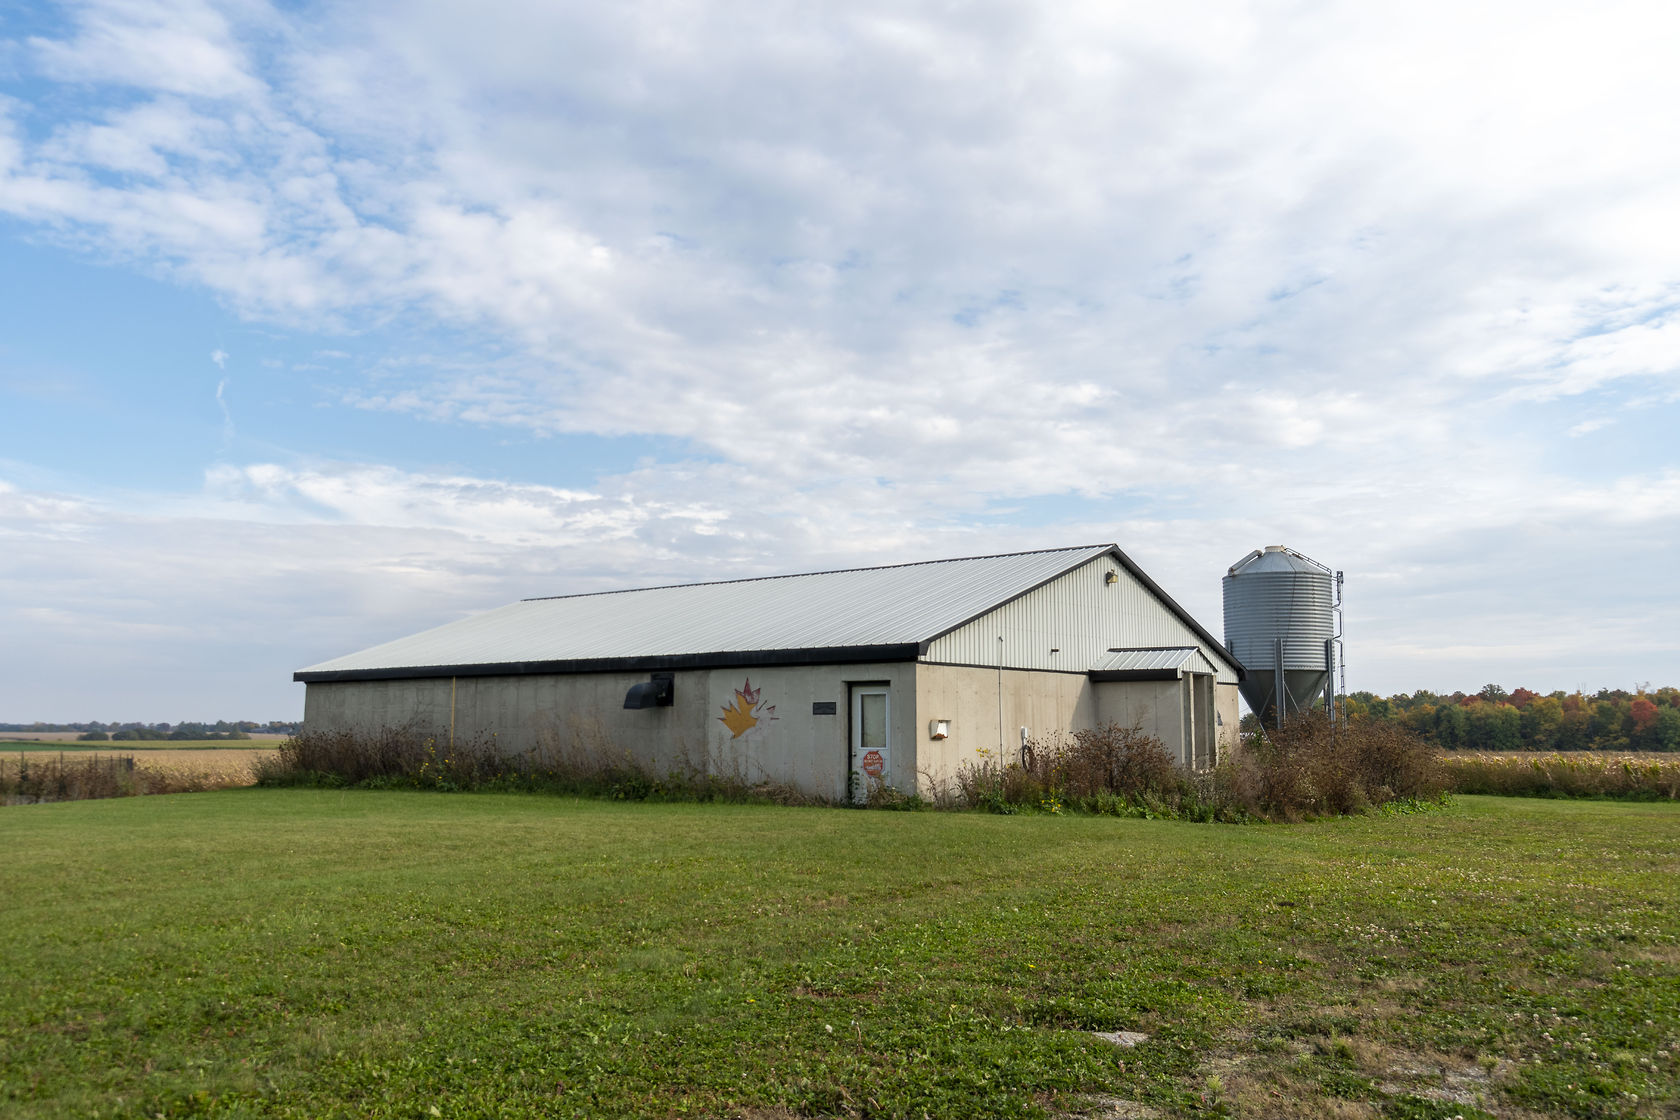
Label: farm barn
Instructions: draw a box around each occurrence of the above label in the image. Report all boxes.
[295,545,1244,799]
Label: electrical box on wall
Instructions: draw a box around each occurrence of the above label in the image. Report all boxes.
[928,719,950,740]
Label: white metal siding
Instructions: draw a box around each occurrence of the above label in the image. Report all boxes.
[924,557,1239,684]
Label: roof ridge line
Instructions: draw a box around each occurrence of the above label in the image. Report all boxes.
[518,544,1113,602]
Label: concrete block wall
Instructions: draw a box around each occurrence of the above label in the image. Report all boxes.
[303,661,917,802]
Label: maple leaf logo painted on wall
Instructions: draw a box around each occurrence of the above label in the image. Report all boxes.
[719,677,777,740]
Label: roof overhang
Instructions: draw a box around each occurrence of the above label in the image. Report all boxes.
[294,642,925,684]
[1088,668,1184,682]
[1089,645,1220,683]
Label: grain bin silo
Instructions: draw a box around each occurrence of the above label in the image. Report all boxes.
[1223,546,1341,728]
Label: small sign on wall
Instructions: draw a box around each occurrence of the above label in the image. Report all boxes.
[812,701,837,715]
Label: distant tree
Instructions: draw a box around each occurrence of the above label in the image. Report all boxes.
[1507,687,1538,710]
[1435,704,1469,750]
[1478,683,1509,704]
[1588,700,1630,751]
[1650,708,1680,752]
[1521,695,1564,751]
[76,730,110,742]
[1555,705,1591,751]
[1484,703,1522,752]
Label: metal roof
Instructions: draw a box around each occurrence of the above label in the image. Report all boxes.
[297,545,1115,681]
[1090,647,1217,675]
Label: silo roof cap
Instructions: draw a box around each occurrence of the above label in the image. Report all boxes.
[1227,546,1332,577]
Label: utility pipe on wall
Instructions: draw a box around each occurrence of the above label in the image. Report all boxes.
[996,635,1004,758]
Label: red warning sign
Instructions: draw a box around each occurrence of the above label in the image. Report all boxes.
[860,749,885,778]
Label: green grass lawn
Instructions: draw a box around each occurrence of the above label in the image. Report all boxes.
[1,793,1675,1120]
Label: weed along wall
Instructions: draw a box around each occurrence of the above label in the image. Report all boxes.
[914,664,1096,788]
[913,666,1241,790]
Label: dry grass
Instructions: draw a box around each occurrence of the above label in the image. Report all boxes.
[258,724,823,804]
[1,750,271,804]
[1449,749,1676,761]
[134,749,276,785]
[1229,714,1446,820]
[1,731,288,743]
[7,748,274,783]
[953,716,1444,821]
[1440,750,1680,799]
[953,723,1195,816]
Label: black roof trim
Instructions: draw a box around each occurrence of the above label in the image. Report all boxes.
[917,659,1093,677]
[1089,669,1185,683]
[294,643,922,684]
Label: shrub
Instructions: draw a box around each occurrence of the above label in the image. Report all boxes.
[1,754,136,803]
[953,723,1238,820]
[1222,713,1446,820]
[256,722,825,806]
[952,716,1444,822]
[0,754,235,805]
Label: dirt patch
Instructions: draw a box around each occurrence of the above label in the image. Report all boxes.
[1056,1095,1160,1119]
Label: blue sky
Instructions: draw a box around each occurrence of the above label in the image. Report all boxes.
[2,0,1677,721]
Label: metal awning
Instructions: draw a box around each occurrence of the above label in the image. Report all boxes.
[1089,646,1217,682]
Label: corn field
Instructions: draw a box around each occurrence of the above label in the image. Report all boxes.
[1439,751,1680,799]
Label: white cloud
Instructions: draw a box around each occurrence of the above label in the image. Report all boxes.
[4,448,1676,718]
[30,0,266,99]
[1,1,1678,712]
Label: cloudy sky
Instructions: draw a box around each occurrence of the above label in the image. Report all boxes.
[2,0,1676,721]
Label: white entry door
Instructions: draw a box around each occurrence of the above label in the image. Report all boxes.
[851,686,890,801]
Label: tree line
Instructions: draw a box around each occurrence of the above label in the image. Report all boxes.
[2,720,301,736]
[77,725,250,742]
[1341,684,1680,753]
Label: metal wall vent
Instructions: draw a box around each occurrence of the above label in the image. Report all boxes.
[623,672,674,709]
